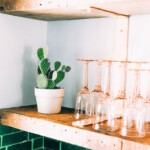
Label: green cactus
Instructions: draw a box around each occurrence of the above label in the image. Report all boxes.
[65,66,71,72]
[47,70,54,79]
[48,80,55,89]
[54,61,61,71]
[36,47,71,89]
[37,66,41,75]
[40,58,50,74]
[61,65,65,71]
[37,48,44,60]
[55,71,65,85]
[37,74,48,89]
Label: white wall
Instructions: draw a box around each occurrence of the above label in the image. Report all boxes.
[47,18,117,108]
[128,15,150,62]
[0,14,47,108]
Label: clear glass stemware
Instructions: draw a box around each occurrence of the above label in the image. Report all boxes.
[93,60,118,132]
[74,59,92,120]
[114,62,127,117]
[91,60,103,116]
[120,69,145,137]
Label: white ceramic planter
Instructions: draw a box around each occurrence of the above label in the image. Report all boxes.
[35,88,64,114]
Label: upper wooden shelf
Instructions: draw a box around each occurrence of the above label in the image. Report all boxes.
[0,0,150,21]
[0,0,118,21]
[0,105,150,150]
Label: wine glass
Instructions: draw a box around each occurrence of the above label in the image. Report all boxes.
[114,61,127,117]
[74,59,93,120]
[93,60,118,132]
[90,60,103,116]
[120,68,146,137]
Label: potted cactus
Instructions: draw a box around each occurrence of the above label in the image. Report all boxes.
[34,47,71,114]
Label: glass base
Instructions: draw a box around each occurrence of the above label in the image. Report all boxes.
[74,113,88,120]
[120,127,145,138]
[92,123,118,132]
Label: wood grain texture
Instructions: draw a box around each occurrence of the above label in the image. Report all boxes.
[0,106,150,150]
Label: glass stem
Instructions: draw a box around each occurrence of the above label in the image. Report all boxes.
[94,61,102,91]
[104,62,111,95]
[132,64,141,100]
[132,70,139,100]
[124,63,127,97]
[146,72,150,103]
[119,63,126,98]
[81,61,89,92]
[137,71,141,97]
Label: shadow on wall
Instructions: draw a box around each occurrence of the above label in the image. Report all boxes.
[21,46,36,106]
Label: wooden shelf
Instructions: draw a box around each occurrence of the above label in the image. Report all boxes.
[0,0,118,21]
[92,0,150,16]
[1,0,150,21]
[0,8,114,21]
[0,105,150,150]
